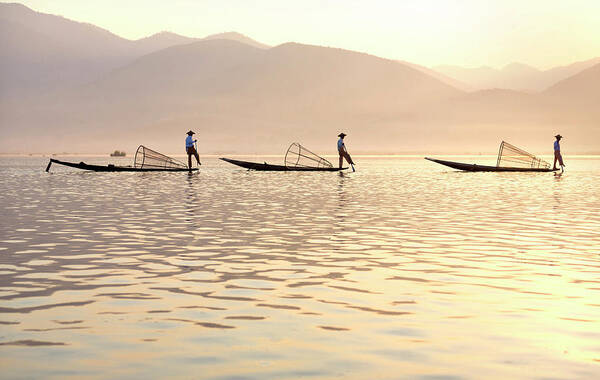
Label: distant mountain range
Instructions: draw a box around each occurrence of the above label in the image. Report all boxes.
[1,3,599,154]
[434,58,600,92]
[0,3,268,95]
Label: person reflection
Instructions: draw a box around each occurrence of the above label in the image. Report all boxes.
[185,172,199,224]
[335,171,347,224]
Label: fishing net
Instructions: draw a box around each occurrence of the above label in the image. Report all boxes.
[496,141,551,169]
[284,143,333,169]
[134,145,188,169]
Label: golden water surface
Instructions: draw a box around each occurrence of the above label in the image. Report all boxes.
[0,156,599,379]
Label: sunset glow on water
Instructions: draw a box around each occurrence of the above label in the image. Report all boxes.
[1,156,599,379]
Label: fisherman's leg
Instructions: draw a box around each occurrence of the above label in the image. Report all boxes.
[188,153,192,169]
[553,153,558,170]
[558,153,564,167]
[339,154,343,169]
[344,151,354,165]
[194,151,201,165]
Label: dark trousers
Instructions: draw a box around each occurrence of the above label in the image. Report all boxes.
[553,150,564,168]
[186,146,200,169]
[338,149,354,168]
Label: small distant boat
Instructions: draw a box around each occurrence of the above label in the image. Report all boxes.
[46,145,197,172]
[110,150,126,157]
[221,143,347,172]
[426,141,558,172]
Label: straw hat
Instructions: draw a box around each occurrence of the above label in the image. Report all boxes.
[338,133,347,137]
[187,130,195,135]
[555,134,562,139]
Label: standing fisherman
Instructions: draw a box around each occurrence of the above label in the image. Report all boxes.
[337,133,355,172]
[186,130,201,170]
[553,134,565,171]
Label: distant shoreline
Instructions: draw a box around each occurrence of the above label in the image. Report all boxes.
[2,153,599,158]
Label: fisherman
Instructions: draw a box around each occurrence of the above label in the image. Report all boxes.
[186,130,201,170]
[337,133,355,171]
[553,134,565,171]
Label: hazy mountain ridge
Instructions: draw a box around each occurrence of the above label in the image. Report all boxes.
[0,2,133,94]
[434,57,600,92]
[0,3,128,47]
[544,62,600,99]
[133,31,270,52]
[2,39,467,153]
[133,31,198,52]
[1,2,598,154]
[539,62,600,126]
[398,61,472,91]
[202,32,270,49]
[0,3,268,95]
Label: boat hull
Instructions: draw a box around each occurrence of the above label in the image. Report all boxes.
[221,158,346,171]
[46,159,197,172]
[425,158,557,172]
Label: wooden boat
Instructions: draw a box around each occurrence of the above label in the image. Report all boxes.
[425,158,557,172]
[221,143,347,172]
[426,141,559,172]
[220,158,346,171]
[46,158,197,172]
[46,145,197,172]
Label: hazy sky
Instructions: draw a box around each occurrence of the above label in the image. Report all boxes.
[15,0,600,69]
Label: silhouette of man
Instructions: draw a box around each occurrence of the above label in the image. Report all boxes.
[337,133,355,171]
[553,134,564,171]
[186,130,201,170]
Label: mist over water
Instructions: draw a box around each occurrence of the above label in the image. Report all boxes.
[1,156,599,379]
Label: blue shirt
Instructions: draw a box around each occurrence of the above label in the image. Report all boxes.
[554,140,560,151]
[186,135,195,148]
[337,138,344,151]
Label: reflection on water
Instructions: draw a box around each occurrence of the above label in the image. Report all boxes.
[1,156,599,379]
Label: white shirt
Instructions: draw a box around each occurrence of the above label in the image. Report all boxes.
[337,138,344,151]
[554,140,560,151]
[186,135,195,148]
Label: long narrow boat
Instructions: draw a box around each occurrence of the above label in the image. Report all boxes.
[221,143,347,172]
[220,158,346,171]
[46,145,197,172]
[426,141,559,172]
[46,158,197,172]
[424,158,557,172]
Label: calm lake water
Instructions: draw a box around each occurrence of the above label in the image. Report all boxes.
[1,155,599,379]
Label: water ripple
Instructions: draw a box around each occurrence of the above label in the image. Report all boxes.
[0,156,599,378]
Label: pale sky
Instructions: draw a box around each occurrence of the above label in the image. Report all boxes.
[14,0,600,69]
